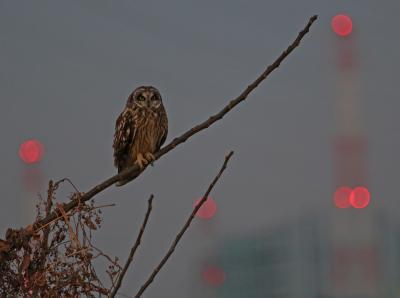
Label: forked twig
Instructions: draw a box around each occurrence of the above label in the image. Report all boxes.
[134,151,234,297]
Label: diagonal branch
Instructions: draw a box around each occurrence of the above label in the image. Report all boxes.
[134,151,234,298]
[29,15,317,233]
[109,195,154,298]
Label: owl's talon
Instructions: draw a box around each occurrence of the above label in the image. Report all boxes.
[144,152,155,161]
[134,153,148,169]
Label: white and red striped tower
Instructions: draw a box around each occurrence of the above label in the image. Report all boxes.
[330,14,379,297]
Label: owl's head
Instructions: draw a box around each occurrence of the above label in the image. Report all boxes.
[127,86,163,110]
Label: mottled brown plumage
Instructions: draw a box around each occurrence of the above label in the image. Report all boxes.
[113,86,168,186]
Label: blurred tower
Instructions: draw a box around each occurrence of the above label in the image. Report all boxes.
[330,16,380,297]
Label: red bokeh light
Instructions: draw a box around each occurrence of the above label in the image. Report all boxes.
[349,186,371,209]
[19,139,44,164]
[332,14,353,37]
[334,186,352,208]
[202,266,225,286]
[194,197,217,219]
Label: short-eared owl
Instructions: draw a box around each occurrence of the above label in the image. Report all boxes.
[113,86,168,186]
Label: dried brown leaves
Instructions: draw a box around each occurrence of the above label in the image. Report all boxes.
[0,180,120,297]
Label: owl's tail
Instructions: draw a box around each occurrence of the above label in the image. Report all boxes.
[114,158,133,187]
[115,165,131,187]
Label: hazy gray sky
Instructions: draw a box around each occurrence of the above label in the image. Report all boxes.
[1,1,399,296]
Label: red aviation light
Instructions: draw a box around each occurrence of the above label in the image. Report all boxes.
[332,14,353,37]
[349,186,371,209]
[334,186,371,209]
[333,186,352,208]
[194,197,217,219]
[202,265,226,286]
[19,139,44,164]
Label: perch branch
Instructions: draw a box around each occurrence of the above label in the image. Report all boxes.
[29,15,317,233]
[109,195,154,298]
[134,151,234,298]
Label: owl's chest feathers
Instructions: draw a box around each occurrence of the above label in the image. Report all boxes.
[131,109,159,155]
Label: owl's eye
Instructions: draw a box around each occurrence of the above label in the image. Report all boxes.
[151,95,158,101]
[137,95,145,101]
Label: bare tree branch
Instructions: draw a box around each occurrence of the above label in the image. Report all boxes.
[110,195,154,298]
[134,151,234,298]
[14,14,316,247]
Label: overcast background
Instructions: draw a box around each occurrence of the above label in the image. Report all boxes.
[1,1,399,297]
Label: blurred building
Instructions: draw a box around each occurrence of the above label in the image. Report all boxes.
[202,210,400,298]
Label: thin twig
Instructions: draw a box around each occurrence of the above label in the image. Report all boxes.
[56,203,80,250]
[65,247,90,258]
[34,214,65,232]
[109,195,154,298]
[55,178,81,194]
[134,151,234,298]
[26,14,316,242]
[91,203,116,210]
[42,181,55,245]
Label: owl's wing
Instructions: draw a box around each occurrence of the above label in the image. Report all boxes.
[113,108,136,171]
[156,107,168,151]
